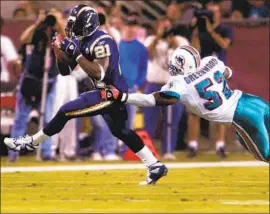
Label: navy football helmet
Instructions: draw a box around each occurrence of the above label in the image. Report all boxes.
[65,4,100,39]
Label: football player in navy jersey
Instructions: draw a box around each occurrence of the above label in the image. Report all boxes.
[4,4,167,185]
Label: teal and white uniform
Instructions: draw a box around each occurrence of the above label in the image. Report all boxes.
[161,56,269,162]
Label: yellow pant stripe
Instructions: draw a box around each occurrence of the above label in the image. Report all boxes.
[65,101,113,117]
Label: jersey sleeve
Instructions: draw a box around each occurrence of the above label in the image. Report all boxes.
[160,77,185,100]
[85,35,114,59]
[216,57,227,74]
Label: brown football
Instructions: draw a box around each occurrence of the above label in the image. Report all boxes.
[53,34,73,64]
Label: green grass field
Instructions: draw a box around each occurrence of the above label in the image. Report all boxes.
[1,154,269,213]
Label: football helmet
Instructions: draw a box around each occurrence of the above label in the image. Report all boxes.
[65,4,100,39]
[169,45,201,76]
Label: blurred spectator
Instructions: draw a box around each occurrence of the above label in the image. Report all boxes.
[137,23,153,43]
[109,5,123,31]
[0,17,21,93]
[51,74,78,161]
[12,7,27,20]
[7,9,63,162]
[18,0,39,19]
[247,0,269,19]
[231,0,269,20]
[166,0,183,24]
[97,7,121,44]
[143,17,188,160]
[188,0,232,158]
[119,16,148,130]
[51,10,78,162]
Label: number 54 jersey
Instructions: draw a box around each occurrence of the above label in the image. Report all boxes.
[161,56,242,123]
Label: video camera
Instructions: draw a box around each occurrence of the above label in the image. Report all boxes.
[193,7,214,32]
[36,12,57,31]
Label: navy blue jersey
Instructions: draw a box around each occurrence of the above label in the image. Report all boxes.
[80,30,128,92]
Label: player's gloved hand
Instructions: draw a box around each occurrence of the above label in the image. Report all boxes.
[101,86,129,103]
[60,36,81,59]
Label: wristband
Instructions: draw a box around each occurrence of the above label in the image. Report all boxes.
[76,54,83,62]
[121,93,129,103]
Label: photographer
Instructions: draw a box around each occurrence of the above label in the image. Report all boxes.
[8,9,65,162]
[143,17,189,160]
[187,1,232,158]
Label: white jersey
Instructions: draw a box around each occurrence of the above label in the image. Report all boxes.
[161,56,242,123]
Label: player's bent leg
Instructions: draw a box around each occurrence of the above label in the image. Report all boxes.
[4,90,113,152]
[233,93,270,163]
[103,104,168,184]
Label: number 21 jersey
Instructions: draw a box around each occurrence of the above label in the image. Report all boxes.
[80,29,128,92]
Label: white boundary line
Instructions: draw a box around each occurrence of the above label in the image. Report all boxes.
[1,161,268,173]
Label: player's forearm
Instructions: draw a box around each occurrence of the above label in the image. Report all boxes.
[76,55,105,81]
[126,93,156,107]
[125,92,178,107]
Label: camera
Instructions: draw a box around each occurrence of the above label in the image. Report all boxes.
[161,27,178,39]
[194,8,214,32]
[36,13,57,31]
[44,14,57,27]
[98,13,106,26]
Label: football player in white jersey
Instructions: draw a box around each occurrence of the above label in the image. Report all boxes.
[104,45,269,163]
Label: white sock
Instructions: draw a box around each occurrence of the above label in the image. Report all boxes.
[32,130,49,146]
[189,141,198,150]
[135,146,157,167]
[216,141,225,150]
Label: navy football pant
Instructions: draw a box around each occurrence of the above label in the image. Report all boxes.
[43,89,145,153]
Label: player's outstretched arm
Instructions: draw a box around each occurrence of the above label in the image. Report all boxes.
[127,92,179,107]
[103,87,179,107]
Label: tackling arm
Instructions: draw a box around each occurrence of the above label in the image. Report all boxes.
[104,88,179,107]
[126,92,179,107]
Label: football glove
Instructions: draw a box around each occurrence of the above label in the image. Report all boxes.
[60,36,81,59]
[101,86,129,103]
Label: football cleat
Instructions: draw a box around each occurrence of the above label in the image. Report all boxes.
[139,161,168,185]
[216,147,227,158]
[4,135,37,152]
[187,147,197,158]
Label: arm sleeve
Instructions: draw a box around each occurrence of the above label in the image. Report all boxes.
[126,93,156,107]
[136,46,148,87]
[159,77,183,100]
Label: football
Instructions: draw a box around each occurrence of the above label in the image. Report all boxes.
[53,34,73,64]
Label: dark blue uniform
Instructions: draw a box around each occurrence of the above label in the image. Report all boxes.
[80,30,128,92]
[43,30,143,153]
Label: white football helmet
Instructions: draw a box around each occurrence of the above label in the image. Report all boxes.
[169,45,201,76]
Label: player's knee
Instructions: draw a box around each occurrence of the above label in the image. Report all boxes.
[110,126,126,139]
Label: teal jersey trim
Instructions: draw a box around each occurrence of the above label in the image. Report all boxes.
[160,91,180,100]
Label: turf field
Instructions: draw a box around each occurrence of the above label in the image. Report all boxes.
[1,154,269,213]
